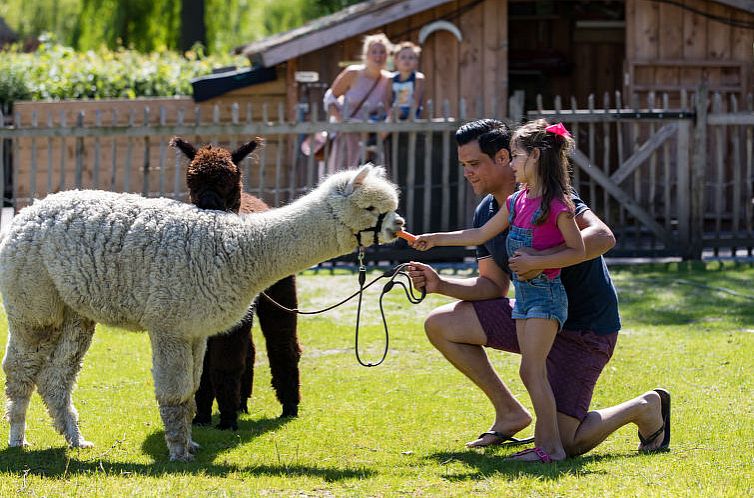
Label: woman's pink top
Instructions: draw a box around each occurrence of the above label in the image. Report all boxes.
[343,69,390,121]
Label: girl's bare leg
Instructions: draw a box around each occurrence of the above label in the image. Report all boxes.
[513,318,566,461]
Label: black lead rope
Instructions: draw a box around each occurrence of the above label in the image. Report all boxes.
[259,244,426,367]
[352,248,425,366]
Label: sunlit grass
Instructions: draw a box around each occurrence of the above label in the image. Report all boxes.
[0,262,751,496]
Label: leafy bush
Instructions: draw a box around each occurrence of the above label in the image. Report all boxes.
[0,65,32,112]
[0,41,248,106]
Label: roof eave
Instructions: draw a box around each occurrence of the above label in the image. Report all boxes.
[713,0,754,14]
[242,0,451,67]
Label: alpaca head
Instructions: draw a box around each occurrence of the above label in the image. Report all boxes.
[171,136,262,212]
[321,164,404,248]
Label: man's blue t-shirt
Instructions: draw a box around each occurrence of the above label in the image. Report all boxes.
[473,192,621,335]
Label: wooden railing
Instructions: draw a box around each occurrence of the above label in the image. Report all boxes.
[1,89,753,261]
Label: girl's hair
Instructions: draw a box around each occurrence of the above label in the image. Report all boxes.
[513,119,575,225]
[393,41,421,56]
[361,33,393,61]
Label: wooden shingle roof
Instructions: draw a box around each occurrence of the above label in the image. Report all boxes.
[238,0,451,67]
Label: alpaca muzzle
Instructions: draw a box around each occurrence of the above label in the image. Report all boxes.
[196,191,227,211]
[355,212,387,247]
[355,212,405,247]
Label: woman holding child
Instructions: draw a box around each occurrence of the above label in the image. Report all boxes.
[324,33,393,172]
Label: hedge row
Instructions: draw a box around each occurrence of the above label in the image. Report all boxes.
[0,42,248,110]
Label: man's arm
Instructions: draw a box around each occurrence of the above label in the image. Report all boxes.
[408,257,510,301]
[576,208,616,260]
[508,208,616,276]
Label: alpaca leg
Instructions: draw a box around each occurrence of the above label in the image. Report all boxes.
[187,337,206,452]
[209,325,249,430]
[149,334,196,461]
[34,311,96,448]
[3,321,60,447]
[258,276,301,418]
[239,332,255,414]
[193,339,214,426]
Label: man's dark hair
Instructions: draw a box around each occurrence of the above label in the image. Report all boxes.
[455,119,511,159]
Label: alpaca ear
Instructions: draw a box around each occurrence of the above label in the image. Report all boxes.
[345,164,373,195]
[232,137,263,165]
[170,137,197,160]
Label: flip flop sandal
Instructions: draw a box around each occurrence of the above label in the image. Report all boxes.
[508,447,554,463]
[638,388,671,453]
[466,430,535,448]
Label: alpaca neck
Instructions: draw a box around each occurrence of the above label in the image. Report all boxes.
[241,192,352,291]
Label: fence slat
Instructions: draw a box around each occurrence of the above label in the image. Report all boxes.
[94,110,102,190]
[677,120,691,255]
[58,111,67,193]
[690,87,708,260]
[441,102,451,231]
[142,108,150,196]
[158,107,167,196]
[730,95,741,254]
[30,111,38,200]
[75,112,84,189]
[713,93,724,256]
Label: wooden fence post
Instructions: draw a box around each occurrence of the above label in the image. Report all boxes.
[676,119,690,257]
[690,85,708,260]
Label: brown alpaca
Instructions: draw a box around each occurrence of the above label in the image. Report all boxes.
[173,137,301,429]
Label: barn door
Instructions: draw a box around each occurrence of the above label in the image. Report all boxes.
[569,119,693,257]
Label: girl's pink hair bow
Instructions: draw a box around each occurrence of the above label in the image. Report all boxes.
[545,122,572,138]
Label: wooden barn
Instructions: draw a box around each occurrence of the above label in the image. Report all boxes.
[3,0,753,258]
[234,0,754,118]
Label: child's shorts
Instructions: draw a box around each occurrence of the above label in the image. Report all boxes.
[511,274,568,330]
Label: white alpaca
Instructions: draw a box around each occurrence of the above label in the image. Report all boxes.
[0,162,404,461]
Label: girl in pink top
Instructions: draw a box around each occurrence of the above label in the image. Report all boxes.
[412,119,585,463]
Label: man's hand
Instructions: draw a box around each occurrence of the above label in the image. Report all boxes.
[407,261,441,294]
[508,247,543,281]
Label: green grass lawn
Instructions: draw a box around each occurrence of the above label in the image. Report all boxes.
[0,261,752,497]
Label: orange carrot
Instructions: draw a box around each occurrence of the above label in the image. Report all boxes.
[396,230,417,243]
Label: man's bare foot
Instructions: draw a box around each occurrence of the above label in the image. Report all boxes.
[636,390,665,452]
[636,388,670,453]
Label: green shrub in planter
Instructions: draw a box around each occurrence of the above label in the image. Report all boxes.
[0,41,247,106]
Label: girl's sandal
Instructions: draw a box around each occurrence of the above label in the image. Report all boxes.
[507,447,554,463]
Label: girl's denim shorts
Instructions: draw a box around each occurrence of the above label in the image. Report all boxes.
[511,274,568,330]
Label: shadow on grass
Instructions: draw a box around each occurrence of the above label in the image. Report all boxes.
[0,417,375,481]
[140,414,291,461]
[427,449,639,481]
[614,276,754,327]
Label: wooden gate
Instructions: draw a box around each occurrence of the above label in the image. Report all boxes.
[530,87,754,260]
[530,110,693,258]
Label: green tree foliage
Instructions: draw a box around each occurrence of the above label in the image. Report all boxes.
[73,0,181,52]
[0,0,80,46]
[313,0,363,15]
[204,0,319,54]
[2,0,364,55]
